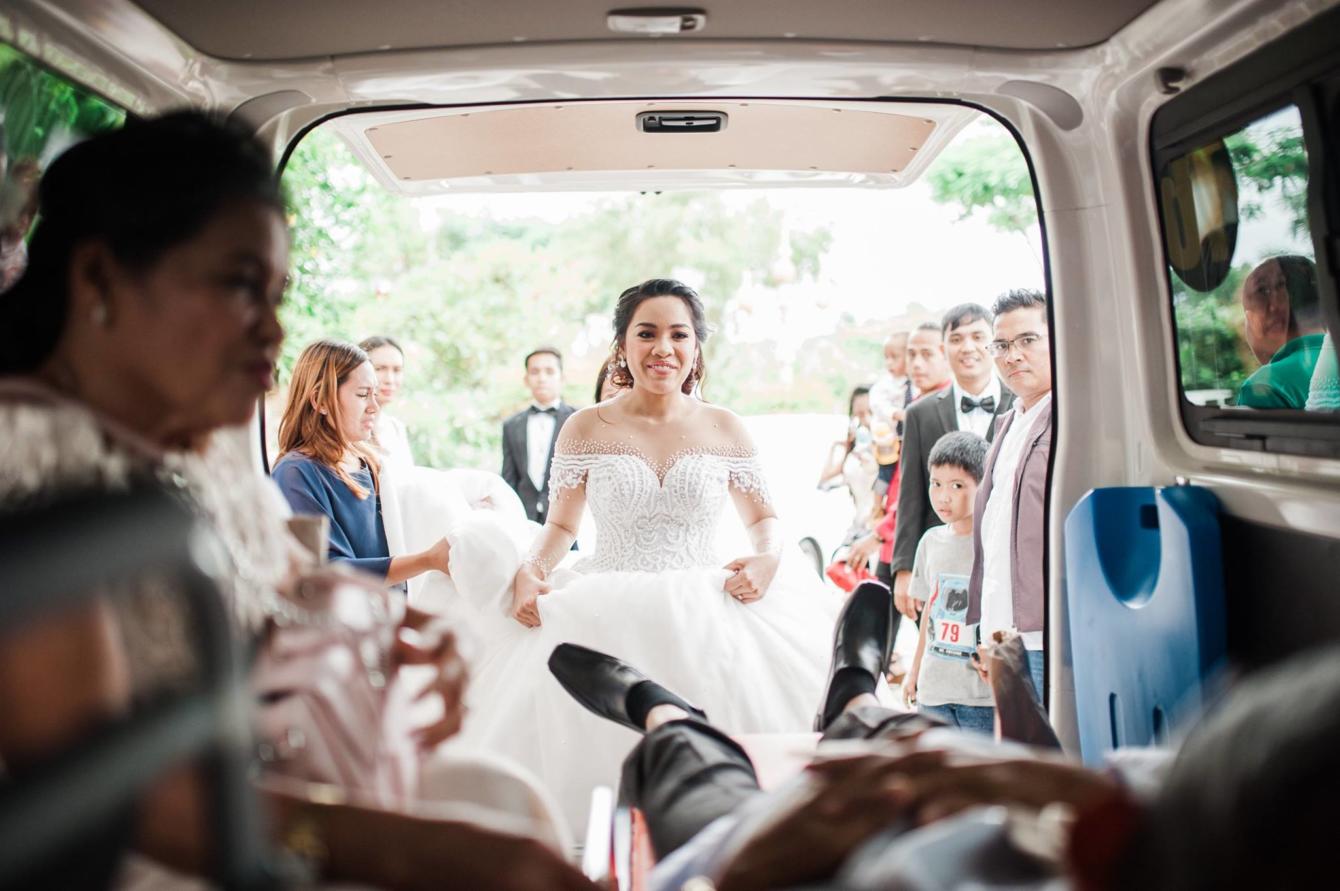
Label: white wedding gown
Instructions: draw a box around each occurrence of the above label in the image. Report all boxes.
[440,444,853,835]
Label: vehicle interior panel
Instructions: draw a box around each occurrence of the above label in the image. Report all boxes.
[131,0,1163,60]
[1221,513,1340,671]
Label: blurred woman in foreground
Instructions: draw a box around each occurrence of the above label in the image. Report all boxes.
[0,110,588,890]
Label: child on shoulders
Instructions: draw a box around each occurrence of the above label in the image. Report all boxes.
[902,430,994,734]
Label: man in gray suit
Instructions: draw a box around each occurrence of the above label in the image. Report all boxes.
[890,304,1013,624]
[501,347,576,524]
[968,290,1053,702]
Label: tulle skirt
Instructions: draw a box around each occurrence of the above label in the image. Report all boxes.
[381,470,868,836]
[454,545,847,835]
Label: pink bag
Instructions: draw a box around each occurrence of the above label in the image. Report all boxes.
[251,572,420,809]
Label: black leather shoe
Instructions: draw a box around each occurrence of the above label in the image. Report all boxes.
[548,643,707,734]
[814,580,895,731]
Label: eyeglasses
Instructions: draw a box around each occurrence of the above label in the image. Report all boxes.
[986,332,1046,358]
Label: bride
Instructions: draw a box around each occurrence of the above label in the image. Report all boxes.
[453,278,865,832]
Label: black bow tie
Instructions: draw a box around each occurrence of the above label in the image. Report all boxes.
[961,395,995,414]
[529,405,557,415]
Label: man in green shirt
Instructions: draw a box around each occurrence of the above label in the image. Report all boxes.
[1237,255,1325,409]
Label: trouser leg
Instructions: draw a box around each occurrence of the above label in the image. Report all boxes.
[1026,649,1045,704]
[876,560,901,644]
[820,705,944,742]
[620,719,762,859]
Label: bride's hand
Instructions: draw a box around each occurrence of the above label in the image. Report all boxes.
[723,553,779,604]
[510,564,551,628]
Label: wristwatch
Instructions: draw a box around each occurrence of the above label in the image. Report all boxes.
[277,811,329,886]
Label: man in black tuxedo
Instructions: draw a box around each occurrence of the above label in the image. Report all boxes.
[501,347,576,524]
[890,304,1013,623]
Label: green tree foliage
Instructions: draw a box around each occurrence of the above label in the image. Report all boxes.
[1226,125,1309,238]
[0,45,124,163]
[0,45,124,262]
[1173,263,1253,399]
[926,133,1035,233]
[279,129,837,469]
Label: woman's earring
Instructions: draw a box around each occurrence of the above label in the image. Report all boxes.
[90,302,109,327]
[617,356,627,368]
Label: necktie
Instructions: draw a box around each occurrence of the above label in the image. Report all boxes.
[961,395,996,414]
[897,378,914,436]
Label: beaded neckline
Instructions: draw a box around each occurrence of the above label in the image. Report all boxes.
[555,438,756,485]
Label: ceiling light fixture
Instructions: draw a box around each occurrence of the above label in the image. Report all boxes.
[607,7,707,35]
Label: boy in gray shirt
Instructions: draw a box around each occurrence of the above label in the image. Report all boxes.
[903,430,994,733]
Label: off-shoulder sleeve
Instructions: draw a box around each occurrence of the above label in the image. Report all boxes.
[722,453,773,506]
[548,451,598,494]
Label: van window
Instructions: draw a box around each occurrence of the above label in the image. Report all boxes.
[0,43,125,292]
[1152,15,1340,456]
[1161,104,1320,411]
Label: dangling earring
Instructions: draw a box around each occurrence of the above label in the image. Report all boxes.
[90,301,109,327]
[617,355,627,368]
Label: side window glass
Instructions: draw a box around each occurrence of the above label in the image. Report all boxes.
[0,44,125,292]
[1161,105,1330,411]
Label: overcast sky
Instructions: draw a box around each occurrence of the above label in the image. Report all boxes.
[418,178,1044,345]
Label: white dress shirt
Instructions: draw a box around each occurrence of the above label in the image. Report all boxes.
[869,371,911,425]
[978,392,1051,651]
[525,401,561,491]
[952,376,1003,439]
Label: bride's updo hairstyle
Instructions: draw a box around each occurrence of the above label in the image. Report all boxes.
[0,110,283,375]
[609,278,710,395]
[278,339,381,499]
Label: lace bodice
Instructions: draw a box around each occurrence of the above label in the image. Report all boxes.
[549,441,770,573]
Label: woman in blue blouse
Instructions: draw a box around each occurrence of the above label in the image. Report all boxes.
[273,339,451,585]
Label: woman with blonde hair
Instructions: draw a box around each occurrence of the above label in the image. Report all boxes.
[273,338,451,586]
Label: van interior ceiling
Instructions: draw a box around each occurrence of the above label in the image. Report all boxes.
[331,101,965,195]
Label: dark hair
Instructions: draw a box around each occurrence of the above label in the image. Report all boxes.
[847,384,871,418]
[524,347,563,371]
[608,278,710,394]
[1251,255,1320,333]
[0,110,284,374]
[359,335,404,357]
[991,288,1048,319]
[593,361,614,403]
[912,321,941,336]
[1119,645,1340,890]
[927,430,989,482]
[844,385,872,454]
[941,303,992,335]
